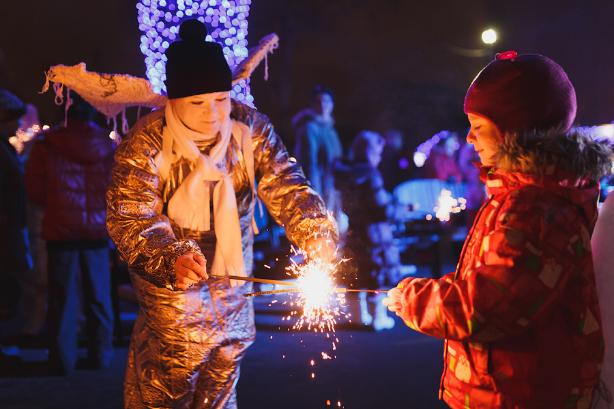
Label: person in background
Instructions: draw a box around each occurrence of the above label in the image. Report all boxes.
[293,85,343,221]
[16,102,48,345]
[0,89,31,343]
[591,193,614,408]
[423,131,463,183]
[385,52,610,408]
[0,101,48,348]
[335,130,399,331]
[379,128,412,192]
[25,92,115,374]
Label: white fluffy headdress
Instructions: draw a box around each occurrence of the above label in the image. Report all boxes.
[40,33,279,133]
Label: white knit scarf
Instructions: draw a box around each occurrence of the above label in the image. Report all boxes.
[160,103,253,282]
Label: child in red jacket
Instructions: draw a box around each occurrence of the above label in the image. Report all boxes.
[385,51,612,409]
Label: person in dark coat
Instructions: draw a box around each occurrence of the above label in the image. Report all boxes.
[335,130,399,330]
[25,92,115,374]
[0,89,30,330]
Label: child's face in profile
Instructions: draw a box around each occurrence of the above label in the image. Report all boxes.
[466,113,501,167]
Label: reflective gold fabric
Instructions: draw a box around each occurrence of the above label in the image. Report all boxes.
[106,101,337,408]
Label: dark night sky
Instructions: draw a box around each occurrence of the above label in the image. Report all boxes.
[1,0,613,148]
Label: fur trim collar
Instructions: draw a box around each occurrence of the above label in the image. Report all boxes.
[495,127,613,180]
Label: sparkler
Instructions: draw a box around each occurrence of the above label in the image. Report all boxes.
[8,124,49,155]
[288,255,346,333]
[209,271,387,297]
[430,188,467,222]
[209,274,295,287]
[237,234,353,405]
[229,242,386,389]
[244,288,386,297]
[245,289,301,297]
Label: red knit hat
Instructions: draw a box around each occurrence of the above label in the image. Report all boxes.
[464,51,577,134]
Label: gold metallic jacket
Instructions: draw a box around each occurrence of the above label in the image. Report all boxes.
[106,101,337,409]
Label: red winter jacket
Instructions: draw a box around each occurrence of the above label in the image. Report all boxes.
[395,129,610,409]
[25,120,114,242]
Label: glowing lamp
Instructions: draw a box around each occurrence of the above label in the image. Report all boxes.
[481,28,498,45]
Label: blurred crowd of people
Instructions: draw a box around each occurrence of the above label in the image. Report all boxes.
[5,74,609,372]
[0,80,486,367]
[1,90,115,374]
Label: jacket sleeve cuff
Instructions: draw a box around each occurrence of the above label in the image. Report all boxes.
[293,215,339,251]
[144,239,203,290]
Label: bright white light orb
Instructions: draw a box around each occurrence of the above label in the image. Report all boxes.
[413,151,427,168]
[481,28,498,45]
[595,124,614,139]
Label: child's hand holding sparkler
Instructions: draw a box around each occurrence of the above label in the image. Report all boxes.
[174,252,208,290]
[383,282,405,315]
[304,237,337,262]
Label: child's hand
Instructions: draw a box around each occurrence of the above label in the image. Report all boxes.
[304,237,337,263]
[174,252,208,290]
[383,286,403,314]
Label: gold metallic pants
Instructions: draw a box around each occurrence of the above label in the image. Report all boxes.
[124,272,255,409]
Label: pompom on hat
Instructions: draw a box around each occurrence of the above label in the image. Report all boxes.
[464,51,577,134]
[164,19,232,99]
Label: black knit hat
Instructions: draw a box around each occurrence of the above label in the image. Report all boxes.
[0,89,26,123]
[164,19,232,99]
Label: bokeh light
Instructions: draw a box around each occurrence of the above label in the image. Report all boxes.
[136,0,253,105]
[481,28,498,45]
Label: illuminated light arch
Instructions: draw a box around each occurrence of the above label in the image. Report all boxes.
[136,0,253,105]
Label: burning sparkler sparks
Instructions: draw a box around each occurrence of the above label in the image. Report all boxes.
[253,238,384,393]
[431,189,467,222]
[8,124,49,155]
[276,247,353,389]
[286,250,349,333]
